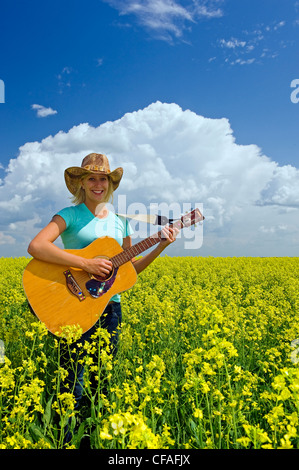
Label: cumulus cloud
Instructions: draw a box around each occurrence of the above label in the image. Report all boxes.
[31,104,58,118]
[0,101,298,257]
[257,165,299,207]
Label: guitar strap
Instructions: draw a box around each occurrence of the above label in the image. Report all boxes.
[116,213,174,226]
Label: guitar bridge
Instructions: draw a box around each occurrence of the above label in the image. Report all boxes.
[64,270,86,302]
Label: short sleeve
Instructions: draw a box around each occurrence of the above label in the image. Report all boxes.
[55,206,75,230]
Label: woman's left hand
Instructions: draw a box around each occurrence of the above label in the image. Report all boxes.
[159,225,179,248]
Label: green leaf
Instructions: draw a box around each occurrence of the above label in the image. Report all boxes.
[29,423,54,448]
[43,395,54,427]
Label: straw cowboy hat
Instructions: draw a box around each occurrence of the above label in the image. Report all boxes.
[64,153,123,195]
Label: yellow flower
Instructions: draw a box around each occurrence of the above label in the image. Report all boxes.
[100,429,113,440]
[193,408,203,419]
[55,324,83,343]
[111,418,126,436]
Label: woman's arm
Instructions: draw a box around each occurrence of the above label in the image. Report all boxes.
[122,225,178,275]
[28,215,113,277]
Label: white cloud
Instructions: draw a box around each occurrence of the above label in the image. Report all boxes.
[193,1,223,18]
[228,58,255,66]
[220,38,246,49]
[31,104,58,118]
[0,232,15,245]
[217,19,290,66]
[259,224,287,234]
[57,67,73,93]
[0,101,298,257]
[273,20,286,30]
[257,165,299,207]
[104,0,223,41]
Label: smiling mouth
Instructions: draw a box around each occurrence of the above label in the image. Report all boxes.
[92,190,104,195]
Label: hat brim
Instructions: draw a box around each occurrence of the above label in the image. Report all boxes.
[64,166,123,196]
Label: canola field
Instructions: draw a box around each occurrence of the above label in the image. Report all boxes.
[0,256,299,449]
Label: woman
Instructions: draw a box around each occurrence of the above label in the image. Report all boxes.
[27,153,178,419]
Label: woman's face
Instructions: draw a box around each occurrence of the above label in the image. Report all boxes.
[81,174,110,204]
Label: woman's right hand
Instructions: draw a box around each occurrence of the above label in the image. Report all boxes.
[82,257,113,278]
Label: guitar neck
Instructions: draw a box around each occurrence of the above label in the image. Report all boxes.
[111,219,183,268]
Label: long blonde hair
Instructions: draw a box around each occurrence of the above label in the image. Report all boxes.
[71,173,114,205]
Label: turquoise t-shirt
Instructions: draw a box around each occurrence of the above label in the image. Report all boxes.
[55,203,134,302]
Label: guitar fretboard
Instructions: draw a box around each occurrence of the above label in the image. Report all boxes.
[111,232,163,268]
[111,219,183,268]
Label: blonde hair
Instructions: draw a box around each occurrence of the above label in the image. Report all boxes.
[71,173,114,205]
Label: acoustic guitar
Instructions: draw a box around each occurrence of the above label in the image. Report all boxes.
[23,208,204,336]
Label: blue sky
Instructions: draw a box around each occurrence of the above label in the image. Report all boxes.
[0,0,298,257]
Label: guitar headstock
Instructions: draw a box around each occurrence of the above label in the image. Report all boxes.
[180,208,204,228]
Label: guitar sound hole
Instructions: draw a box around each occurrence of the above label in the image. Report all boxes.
[90,268,114,282]
[89,256,114,282]
[85,266,119,299]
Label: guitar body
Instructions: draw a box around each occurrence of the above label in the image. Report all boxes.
[23,236,137,336]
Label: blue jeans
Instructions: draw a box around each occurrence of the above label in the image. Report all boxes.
[60,302,122,408]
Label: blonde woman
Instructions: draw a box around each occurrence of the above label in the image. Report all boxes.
[27,153,178,439]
